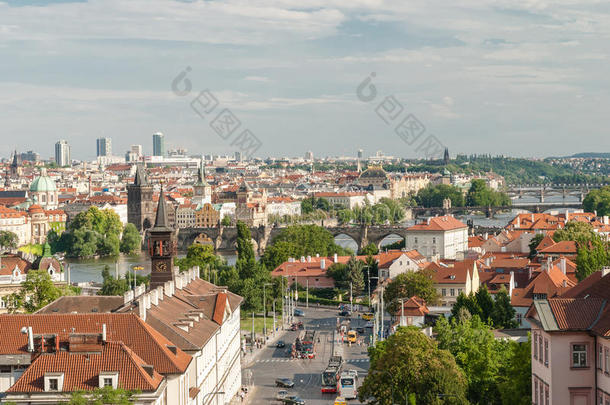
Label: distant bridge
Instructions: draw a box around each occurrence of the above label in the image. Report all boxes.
[505,183,608,203]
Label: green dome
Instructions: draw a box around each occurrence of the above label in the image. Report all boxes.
[30,168,57,192]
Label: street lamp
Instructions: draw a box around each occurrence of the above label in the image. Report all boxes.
[203,391,225,404]
[263,282,272,336]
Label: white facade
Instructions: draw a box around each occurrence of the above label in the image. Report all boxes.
[266,201,301,217]
[406,228,468,260]
[0,214,29,246]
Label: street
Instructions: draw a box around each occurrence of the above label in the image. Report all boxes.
[243,306,374,405]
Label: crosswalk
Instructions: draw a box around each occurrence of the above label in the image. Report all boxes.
[255,358,369,364]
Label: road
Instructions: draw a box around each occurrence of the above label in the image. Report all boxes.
[244,306,374,405]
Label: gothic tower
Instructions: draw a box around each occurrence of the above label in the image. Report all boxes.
[127,165,155,231]
[148,187,176,290]
[443,147,450,165]
[193,159,211,206]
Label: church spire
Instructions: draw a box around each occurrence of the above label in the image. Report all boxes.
[152,186,170,230]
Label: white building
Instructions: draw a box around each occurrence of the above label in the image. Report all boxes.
[405,215,468,260]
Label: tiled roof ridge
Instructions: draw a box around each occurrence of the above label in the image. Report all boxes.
[114,341,160,388]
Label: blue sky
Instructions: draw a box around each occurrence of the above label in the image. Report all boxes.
[1,0,609,160]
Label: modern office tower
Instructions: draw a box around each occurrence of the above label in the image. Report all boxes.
[152,132,165,157]
[304,151,313,161]
[357,149,364,159]
[20,150,39,162]
[96,137,112,157]
[131,144,143,156]
[54,140,71,166]
[234,151,242,162]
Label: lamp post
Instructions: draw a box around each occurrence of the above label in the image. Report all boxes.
[263,282,272,336]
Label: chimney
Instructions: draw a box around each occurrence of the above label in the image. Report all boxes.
[300,256,305,262]
[102,324,107,342]
[151,289,159,306]
[485,257,491,267]
[427,217,431,225]
[516,216,520,228]
[307,255,311,263]
[484,233,488,240]
[320,259,326,270]
[138,296,147,321]
[560,257,566,275]
[288,257,294,263]
[334,253,338,262]
[157,286,164,301]
[546,257,552,272]
[603,216,609,225]
[27,326,34,352]
[602,267,610,278]
[141,365,155,378]
[531,213,534,222]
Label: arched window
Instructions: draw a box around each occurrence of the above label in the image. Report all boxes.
[41,194,46,203]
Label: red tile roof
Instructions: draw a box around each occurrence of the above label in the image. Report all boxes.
[407,215,467,231]
[212,292,227,325]
[7,342,163,393]
[538,240,577,254]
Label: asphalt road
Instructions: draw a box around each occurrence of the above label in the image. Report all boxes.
[244,307,374,405]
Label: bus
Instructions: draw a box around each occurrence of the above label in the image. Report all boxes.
[338,372,358,400]
[322,332,344,393]
[300,330,316,358]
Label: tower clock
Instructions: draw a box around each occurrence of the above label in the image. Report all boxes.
[148,188,176,290]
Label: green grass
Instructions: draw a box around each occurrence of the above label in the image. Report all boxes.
[240,315,277,335]
[18,244,43,256]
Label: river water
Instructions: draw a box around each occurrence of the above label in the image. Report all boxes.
[66,195,580,284]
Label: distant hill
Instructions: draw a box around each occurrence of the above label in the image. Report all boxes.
[562,153,610,159]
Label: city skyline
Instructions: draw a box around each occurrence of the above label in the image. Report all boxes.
[1,1,610,160]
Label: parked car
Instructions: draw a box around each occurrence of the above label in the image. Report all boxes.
[365,321,373,328]
[334,397,347,405]
[294,309,304,317]
[290,324,298,331]
[282,395,305,405]
[356,327,365,334]
[276,390,289,401]
[339,310,350,317]
[362,312,374,321]
[277,340,286,348]
[275,378,295,388]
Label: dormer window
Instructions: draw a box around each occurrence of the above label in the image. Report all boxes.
[44,372,64,392]
[99,372,118,389]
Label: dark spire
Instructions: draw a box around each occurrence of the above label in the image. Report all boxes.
[11,150,18,168]
[134,164,148,186]
[443,147,450,165]
[196,159,209,186]
[153,187,170,230]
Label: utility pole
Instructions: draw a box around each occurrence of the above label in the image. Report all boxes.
[380,285,385,340]
[350,281,353,312]
[366,266,371,310]
[263,282,272,336]
[306,279,309,309]
[400,298,405,327]
[251,311,255,351]
[273,299,276,335]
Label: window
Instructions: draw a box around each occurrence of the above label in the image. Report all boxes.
[48,378,58,391]
[534,333,538,360]
[600,345,604,370]
[539,383,544,405]
[103,378,113,387]
[599,393,603,405]
[605,347,609,373]
[450,289,455,296]
[516,313,523,325]
[534,380,539,405]
[545,385,549,405]
[432,237,436,244]
[539,336,543,363]
[442,289,446,297]
[544,339,549,366]
[572,344,588,368]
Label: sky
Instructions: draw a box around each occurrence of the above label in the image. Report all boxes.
[1,0,610,160]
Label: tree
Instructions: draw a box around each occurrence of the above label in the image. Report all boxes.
[7,270,77,313]
[174,243,225,277]
[435,316,512,405]
[235,221,257,279]
[497,337,532,405]
[384,269,439,313]
[327,263,349,289]
[359,243,379,256]
[553,222,610,281]
[61,207,124,258]
[466,179,511,207]
[491,287,518,329]
[474,285,495,323]
[221,215,232,226]
[528,234,544,257]
[416,184,465,208]
[98,265,148,296]
[0,230,18,249]
[359,327,468,405]
[67,386,139,404]
[261,225,350,269]
[120,223,141,254]
[583,185,610,216]
[450,292,480,322]
[451,286,517,329]
[346,256,365,295]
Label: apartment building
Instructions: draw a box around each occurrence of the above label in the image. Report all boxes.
[405,215,468,260]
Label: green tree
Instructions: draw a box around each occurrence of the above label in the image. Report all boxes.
[416,184,465,208]
[491,287,518,329]
[346,256,365,295]
[235,221,257,279]
[98,266,148,296]
[583,185,610,216]
[0,230,18,249]
[359,243,379,256]
[7,269,77,313]
[174,243,225,277]
[528,234,544,257]
[384,269,439,313]
[435,316,512,405]
[120,223,141,254]
[327,263,349,290]
[450,292,481,322]
[359,327,468,405]
[497,337,532,405]
[466,179,511,207]
[261,225,350,269]
[553,222,610,280]
[474,285,495,324]
[221,215,232,226]
[61,207,124,258]
[67,386,138,404]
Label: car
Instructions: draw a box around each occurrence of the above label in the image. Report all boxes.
[289,324,298,331]
[275,378,295,388]
[365,321,373,328]
[362,312,374,321]
[294,309,304,316]
[334,397,347,405]
[282,395,305,405]
[347,369,358,379]
[277,340,286,348]
[339,310,350,317]
[356,327,365,334]
[276,390,289,400]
